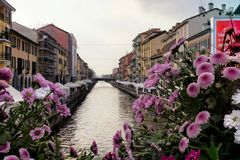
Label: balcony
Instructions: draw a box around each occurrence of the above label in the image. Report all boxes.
[0,52,11,60]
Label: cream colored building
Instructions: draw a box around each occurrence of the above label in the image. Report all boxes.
[57,45,69,84]
[11,22,39,90]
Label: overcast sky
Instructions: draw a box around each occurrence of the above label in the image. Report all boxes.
[7,0,239,75]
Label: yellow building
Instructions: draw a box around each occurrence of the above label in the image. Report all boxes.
[141,30,166,78]
[0,0,15,68]
[11,22,39,90]
[57,45,69,84]
[77,54,81,80]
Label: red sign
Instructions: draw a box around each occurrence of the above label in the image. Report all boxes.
[215,19,240,52]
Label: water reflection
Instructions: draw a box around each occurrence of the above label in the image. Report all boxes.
[57,81,135,154]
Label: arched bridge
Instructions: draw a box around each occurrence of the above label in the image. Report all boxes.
[92,78,116,81]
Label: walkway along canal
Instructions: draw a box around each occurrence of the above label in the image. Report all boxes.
[57,81,135,154]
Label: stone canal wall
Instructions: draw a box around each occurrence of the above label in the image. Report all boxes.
[110,82,141,98]
[50,82,96,129]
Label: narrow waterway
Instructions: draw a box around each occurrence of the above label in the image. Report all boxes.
[57,81,135,154]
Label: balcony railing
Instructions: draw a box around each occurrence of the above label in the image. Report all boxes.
[0,53,11,61]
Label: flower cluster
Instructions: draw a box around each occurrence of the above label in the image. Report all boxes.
[114,24,240,160]
[0,69,95,159]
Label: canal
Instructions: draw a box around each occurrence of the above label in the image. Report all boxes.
[57,81,135,155]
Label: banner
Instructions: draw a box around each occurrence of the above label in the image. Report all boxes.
[211,17,240,53]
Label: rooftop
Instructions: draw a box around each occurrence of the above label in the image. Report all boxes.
[12,22,38,44]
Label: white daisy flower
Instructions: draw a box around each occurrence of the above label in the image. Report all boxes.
[224,110,240,130]
[232,89,240,105]
[234,130,240,144]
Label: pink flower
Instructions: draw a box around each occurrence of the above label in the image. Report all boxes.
[0,92,14,104]
[113,130,122,147]
[144,73,160,88]
[0,141,11,153]
[125,128,132,144]
[33,73,49,88]
[179,121,191,133]
[187,122,201,139]
[187,82,200,98]
[196,62,214,76]
[56,104,71,117]
[222,67,240,81]
[135,111,144,124]
[179,137,189,153]
[195,111,210,125]
[0,68,13,81]
[48,82,65,97]
[19,148,30,160]
[193,55,209,68]
[170,43,180,55]
[90,140,98,155]
[29,127,45,141]
[3,155,19,160]
[70,146,78,158]
[43,125,51,135]
[177,37,186,46]
[168,90,179,105]
[197,72,215,89]
[185,149,201,160]
[21,88,36,105]
[151,63,171,75]
[210,52,228,65]
[123,122,130,131]
[0,80,9,90]
[161,154,175,160]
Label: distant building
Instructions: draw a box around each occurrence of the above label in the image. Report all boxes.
[141,30,166,77]
[0,0,15,68]
[38,24,78,82]
[57,44,69,84]
[175,3,226,51]
[11,22,38,90]
[132,29,160,82]
[112,68,119,79]
[118,52,134,80]
[187,28,211,52]
[77,54,81,80]
[38,31,58,82]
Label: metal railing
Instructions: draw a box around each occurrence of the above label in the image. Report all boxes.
[0,53,11,60]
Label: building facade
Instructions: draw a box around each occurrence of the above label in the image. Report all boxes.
[11,22,38,90]
[57,44,69,84]
[38,31,58,82]
[141,30,166,78]
[0,0,15,68]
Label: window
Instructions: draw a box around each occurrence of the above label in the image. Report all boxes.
[25,42,28,52]
[11,36,16,47]
[17,38,20,50]
[32,46,34,55]
[35,47,38,56]
[29,44,31,54]
[22,41,25,51]
[4,9,10,24]
[11,57,15,68]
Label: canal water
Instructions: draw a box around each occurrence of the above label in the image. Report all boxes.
[57,81,135,155]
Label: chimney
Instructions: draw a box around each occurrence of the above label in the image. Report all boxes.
[222,4,226,11]
[208,3,214,10]
[199,6,206,14]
